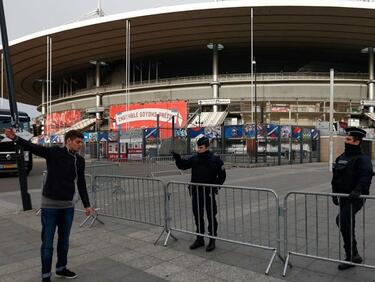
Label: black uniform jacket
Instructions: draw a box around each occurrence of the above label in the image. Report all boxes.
[175,151,226,185]
[16,137,91,208]
[332,150,373,195]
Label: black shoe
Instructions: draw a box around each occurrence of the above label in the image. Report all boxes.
[189,238,205,250]
[56,268,78,279]
[206,239,216,252]
[338,255,362,271]
[42,278,51,282]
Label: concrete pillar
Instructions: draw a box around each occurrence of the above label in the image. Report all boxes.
[95,63,101,120]
[208,43,223,112]
[369,47,374,113]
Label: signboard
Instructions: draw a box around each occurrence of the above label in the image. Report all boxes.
[109,101,187,140]
[198,99,231,106]
[86,106,104,113]
[45,110,81,135]
[360,99,375,107]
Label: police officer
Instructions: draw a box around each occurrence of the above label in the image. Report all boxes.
[172,136,226,252]
[331,127,373,270]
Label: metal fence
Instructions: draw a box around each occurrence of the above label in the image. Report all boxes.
[163,181,281,274]
[282,191,375,276]
[93,175,166,227]
[37,170,375,276]
[149,156,186,177]
[86,161,120,176]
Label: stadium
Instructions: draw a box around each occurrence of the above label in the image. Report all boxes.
[2,0,375,158]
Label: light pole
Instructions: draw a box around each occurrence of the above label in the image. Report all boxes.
[253,59,258,163]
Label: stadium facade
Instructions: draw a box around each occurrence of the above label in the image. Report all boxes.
[2,0,375,135]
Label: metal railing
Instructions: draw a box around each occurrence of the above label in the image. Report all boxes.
[282,191,375,276]
[93,175,166,227]
[52,71,368,101]
[148,156,186,177]
[162,181,281,274]
[37,169,375,276]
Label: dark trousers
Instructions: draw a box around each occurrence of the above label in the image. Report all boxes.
[191,186,218,237]
[41,207,74,278]
[335,199,363,259]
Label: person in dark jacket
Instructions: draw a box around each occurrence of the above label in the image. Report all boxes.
[5,128,93,282]
[331,127,373,270]
[172,136,226,252]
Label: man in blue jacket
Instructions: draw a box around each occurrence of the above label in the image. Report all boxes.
[5,129,93,282]
[331,127,373,270]
[172,136,226,252]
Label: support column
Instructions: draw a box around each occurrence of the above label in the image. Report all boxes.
[95,63,101,120]
[369,47,374,113]
[207,43,224,112]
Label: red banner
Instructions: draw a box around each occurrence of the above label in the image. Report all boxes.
[109,101,188,132]
[45,110,81,134]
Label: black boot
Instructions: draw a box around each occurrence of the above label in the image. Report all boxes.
[189,237,205,250]
[338,254,362,271]
[206,239,216,252]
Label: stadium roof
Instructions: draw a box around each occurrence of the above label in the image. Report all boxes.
[2,0,375,105]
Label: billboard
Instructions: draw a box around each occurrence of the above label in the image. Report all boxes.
[109,101,187,132]
[45,110,81,135]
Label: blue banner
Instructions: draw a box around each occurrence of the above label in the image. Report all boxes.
[224,125,243,138]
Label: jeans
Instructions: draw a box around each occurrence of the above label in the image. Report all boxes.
[41,207,74,278]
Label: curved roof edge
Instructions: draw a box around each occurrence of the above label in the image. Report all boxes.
[5,0,375,48]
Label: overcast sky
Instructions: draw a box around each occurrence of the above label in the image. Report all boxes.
[4,0,212,41]
[1,0,214,117]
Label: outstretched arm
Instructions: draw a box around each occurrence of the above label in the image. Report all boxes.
[5,128,49,158]
[172,151,193,170]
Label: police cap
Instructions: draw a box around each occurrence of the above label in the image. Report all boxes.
[197,136,210,147]
[345,127,366,139]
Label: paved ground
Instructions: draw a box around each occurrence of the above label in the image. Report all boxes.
[0,161,375,282]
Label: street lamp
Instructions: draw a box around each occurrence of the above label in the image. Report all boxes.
[252,59,258,163]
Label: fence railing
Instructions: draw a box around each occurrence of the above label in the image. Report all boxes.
[282,191,375,276]
[38,170,375,276]
[164,181,281,275]
[93,175,166,227]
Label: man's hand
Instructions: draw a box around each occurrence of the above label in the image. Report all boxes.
[349,190,361,200]
[171,151,180,160]
[85,207,94,216]
[4,128,16,140]
[332,196,339,206]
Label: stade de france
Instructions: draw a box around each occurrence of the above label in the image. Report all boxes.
[3,0,375,160]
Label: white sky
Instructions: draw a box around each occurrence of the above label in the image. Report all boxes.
[1,0,214,117]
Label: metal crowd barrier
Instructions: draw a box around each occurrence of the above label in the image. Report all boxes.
[149,156,185,177]
[38,171,101,227]
[282,191,375,276]
[86,162,120,176]
[93,175,166,227]
[162,181,281,275]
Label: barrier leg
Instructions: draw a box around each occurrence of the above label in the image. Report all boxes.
[265,249,277,275]
[154,227,168,245]
[79,208,104,228]
[282,252,291,277]
[154,227,178,246]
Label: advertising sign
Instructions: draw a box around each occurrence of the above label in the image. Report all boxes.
[188,127,204,138]
[267,124,279,139]
[204,126,221,139]
[110,101,187,131]
[224,125,243,138]
[45,110,81,135]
